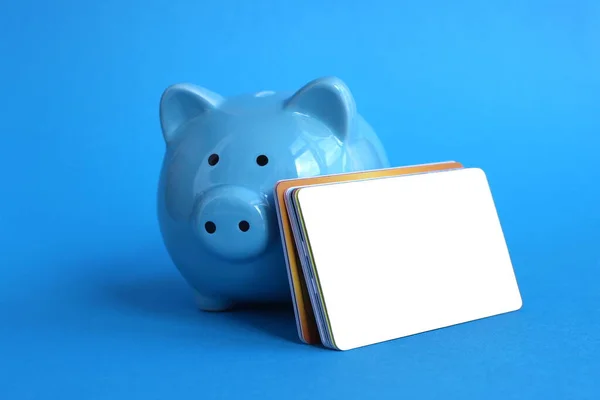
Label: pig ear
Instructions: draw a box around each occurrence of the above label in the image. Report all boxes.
[284,77,356,140]
[159,83,224,144]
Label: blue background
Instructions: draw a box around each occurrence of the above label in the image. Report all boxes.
[1,0,599,398]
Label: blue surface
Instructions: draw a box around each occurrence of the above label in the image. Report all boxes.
[1,0,598,398]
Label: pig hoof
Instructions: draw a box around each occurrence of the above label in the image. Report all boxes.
[194,291,235,312]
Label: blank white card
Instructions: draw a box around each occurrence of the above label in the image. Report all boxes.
[296,167,522,351]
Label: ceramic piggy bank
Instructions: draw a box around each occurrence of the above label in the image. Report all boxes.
[157,76,390,311]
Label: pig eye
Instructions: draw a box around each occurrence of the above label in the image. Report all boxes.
[256,155,269,166]
[208,154,219,166]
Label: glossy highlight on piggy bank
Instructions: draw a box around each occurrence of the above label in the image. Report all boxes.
[157,76,390,311]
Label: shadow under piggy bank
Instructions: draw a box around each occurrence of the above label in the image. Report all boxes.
[78,248,301,347]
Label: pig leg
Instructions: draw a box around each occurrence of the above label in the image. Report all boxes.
[194,290,235,312]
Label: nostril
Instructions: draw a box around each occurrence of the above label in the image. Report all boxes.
[238,220,250,232]
[205,221,216,234]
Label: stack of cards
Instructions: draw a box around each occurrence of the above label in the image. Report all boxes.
[274,161,522,351]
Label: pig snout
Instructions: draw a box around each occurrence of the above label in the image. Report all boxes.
[193,185,273,260]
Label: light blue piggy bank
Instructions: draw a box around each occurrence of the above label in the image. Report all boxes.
[157,76,390,311]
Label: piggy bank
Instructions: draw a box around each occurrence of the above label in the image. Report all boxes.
[157,76,390,311]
